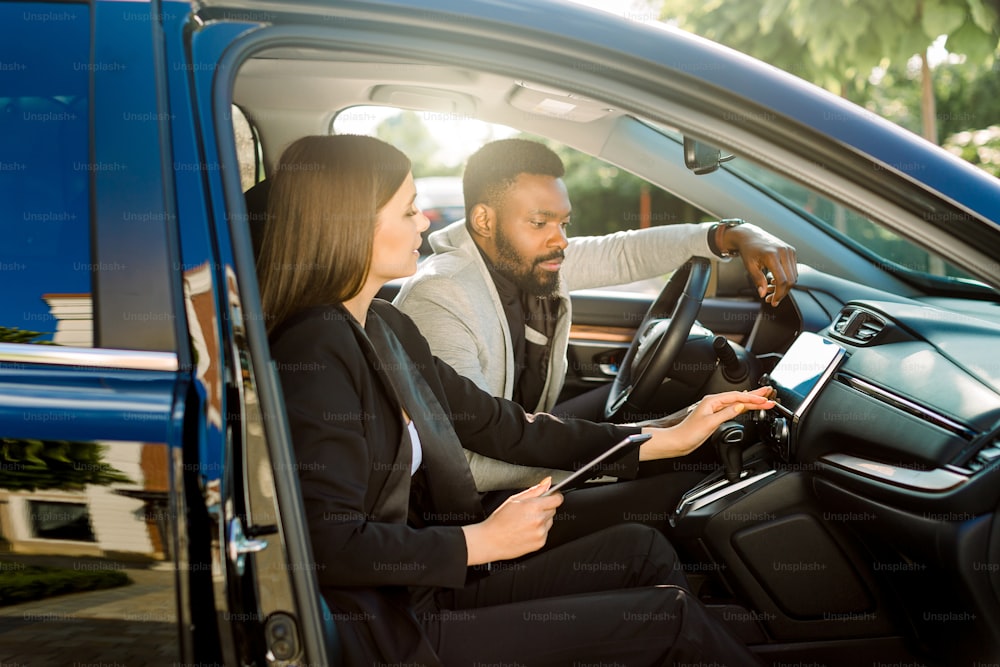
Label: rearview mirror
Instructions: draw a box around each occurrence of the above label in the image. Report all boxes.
[683,136,735,175]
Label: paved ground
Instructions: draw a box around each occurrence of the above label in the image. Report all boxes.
[0,562,180,667]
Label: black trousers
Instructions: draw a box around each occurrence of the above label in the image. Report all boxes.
[418,523,761,666]
[551,382,612,422]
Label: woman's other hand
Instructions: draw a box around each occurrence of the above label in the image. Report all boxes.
[462,477,563,565]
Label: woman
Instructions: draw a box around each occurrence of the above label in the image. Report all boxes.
[259,134,773,666]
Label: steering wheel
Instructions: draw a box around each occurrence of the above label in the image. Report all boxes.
[604,257,711,421]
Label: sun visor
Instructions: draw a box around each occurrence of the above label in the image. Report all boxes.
[368,85,476,116]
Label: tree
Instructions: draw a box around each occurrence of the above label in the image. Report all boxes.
[932,61,1000,139]
[662,0,1000,143]
[0,326,54,344]
[848,59,1000,175]
[944,125,1000,176]
[0,328,131,492]
[0,439,132,492]
[375,111,461,177]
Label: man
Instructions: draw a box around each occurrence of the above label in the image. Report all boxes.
[395,138,797,492]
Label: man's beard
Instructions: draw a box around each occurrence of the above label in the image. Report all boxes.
[494,225,563,297]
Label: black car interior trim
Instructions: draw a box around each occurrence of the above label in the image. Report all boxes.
[839,375,977,439]
[819,452,968,493]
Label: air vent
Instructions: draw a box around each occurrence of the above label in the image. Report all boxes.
[830,308,887,345]
[833,309,854,335]
[854,316,885,342]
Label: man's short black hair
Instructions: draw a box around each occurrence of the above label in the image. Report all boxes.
[463,139,565,222]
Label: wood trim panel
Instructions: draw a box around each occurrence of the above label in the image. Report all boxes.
[569,324,636,343]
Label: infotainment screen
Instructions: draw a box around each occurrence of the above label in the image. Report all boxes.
[769,332,846,419]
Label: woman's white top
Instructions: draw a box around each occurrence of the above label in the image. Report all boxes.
[407,419,422,476]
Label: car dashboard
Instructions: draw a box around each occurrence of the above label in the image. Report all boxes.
[676,295,1000,661]
[759,298,1000,513]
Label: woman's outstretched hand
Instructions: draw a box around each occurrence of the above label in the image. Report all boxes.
[461,389,775,564]
[462,477,563,566]
[638,387,776,461]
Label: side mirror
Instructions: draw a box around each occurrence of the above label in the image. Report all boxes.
[683,136,735,175]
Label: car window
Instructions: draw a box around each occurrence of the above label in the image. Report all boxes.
[725,157,980,288]
[332,105,710,292]
[0,3,92,347]
[232,104,261,190]
[413,175,465,255]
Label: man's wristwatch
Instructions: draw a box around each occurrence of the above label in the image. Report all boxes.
[708,218,745,258]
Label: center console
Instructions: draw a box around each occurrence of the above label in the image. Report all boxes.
[673,331,847,525]
[667,332,887,645]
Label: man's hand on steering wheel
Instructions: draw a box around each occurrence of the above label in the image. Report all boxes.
[719,223,798,306]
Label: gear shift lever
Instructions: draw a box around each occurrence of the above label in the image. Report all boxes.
[713,421,746,483]
[673,421,776,528]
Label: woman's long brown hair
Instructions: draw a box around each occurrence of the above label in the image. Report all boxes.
[257,135,411,332]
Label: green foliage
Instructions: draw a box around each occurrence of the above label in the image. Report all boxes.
[664,0,999,86]
[934,62,1000,138]
[0,562,131,606]
[0,329,130,493]
[948,0,1000,61]
[516,133,708,237]
[0,327,54,345]
[662,0,999,172]
[665,0,909,92]
[850,59,1000,175]
[944,125,1000,176]
[850,64,922,133]
[0,439,133,492]
[860,62,1000,143]
[371,105,711,235]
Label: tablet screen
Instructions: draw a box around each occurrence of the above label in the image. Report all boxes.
[769,332,845,418]
[543,432,652,496]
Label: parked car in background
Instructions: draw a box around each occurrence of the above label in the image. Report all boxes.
[1,0,999,665]
[414,176,465,255]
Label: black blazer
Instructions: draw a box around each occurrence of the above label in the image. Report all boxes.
[270,300,640,665]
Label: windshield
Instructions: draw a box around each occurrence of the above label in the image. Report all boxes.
[723,158,987,293]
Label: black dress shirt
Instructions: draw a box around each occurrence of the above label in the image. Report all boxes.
[481,252,558,412]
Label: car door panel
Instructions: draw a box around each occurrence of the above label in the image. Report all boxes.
[564,291,762,399]
[183,15,339,665]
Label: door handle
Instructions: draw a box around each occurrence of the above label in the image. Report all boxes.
[228,516,268,576]
[595,350,623,377]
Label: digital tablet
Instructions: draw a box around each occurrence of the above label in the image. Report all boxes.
[542,432,652,496]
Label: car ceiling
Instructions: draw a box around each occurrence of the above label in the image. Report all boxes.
[234,49,625,173]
